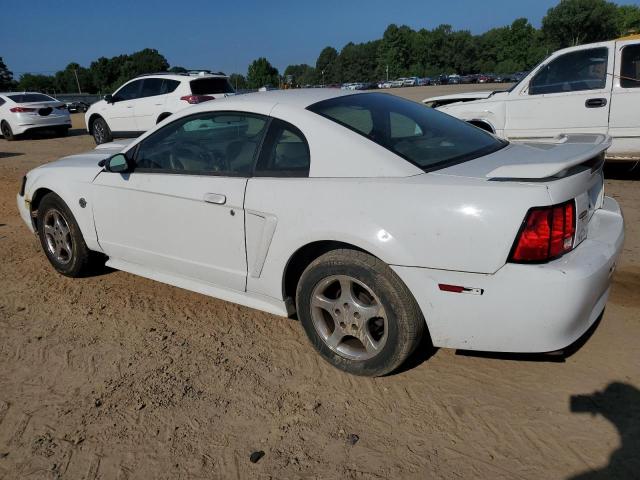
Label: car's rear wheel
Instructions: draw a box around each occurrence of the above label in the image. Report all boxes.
[36,193,92,277]
[296,249,425,376]
[1,121,15,141]
[91,117,112,144]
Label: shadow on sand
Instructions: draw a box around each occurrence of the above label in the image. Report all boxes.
[568,382,640,479]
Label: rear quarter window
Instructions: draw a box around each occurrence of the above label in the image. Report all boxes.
[621,44,640,88]
[190,78,235,95]
[308,93,505,172]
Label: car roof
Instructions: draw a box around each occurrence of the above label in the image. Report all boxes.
[190,88,361,113]
[134,72,229,81]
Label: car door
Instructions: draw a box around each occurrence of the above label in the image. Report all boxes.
[608,40,640,159]
[107,79,143,133]
[504,43,613,141]
[135,78,181,132]
[91,111,270,291]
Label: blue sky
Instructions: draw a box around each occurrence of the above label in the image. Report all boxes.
[2,0,637,77]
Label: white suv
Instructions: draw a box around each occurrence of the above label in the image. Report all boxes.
[85,71,235,144]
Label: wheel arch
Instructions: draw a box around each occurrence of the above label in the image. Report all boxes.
[28,187,54,230]
[87,113,104,134]
[282,240,371,308]
[467,119,495,133]
[156,112,172,124]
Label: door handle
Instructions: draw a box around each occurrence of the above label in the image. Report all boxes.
[585,98,607,108]
[203,193,226,205]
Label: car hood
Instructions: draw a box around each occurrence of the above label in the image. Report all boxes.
[435,134,611,180]
[33,141,132,180]
[423,90,495,104]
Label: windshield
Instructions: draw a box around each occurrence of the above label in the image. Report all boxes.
[308,93,506,172]
[7,93,57,103]
[190,77,235,95]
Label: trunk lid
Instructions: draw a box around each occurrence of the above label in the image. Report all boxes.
[435,134,609,251]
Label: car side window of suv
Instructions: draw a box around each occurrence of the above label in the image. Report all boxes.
[134,111,269,176]
[254,118,310,177]
[529,47,609,95]
[140,78,164,98]
[114,80,143,101]
[621,44,640,88]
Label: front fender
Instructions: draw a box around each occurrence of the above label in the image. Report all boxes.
[22,170,102,253]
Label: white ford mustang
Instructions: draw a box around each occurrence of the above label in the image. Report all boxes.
[17,90,624,376]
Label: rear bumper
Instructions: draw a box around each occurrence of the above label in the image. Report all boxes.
[10,112,71,135]
[392,196,624,353]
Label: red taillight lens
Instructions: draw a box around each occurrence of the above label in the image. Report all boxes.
[180,95,215,104]
[510,200,576,263]
[10,107,36,112]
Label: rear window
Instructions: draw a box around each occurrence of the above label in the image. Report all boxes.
[190,77,234,95]
[308,93,506,172]
[7,93,56,103]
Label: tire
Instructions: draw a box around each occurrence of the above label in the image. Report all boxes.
[296,249,425,376]
[1,121,15,141]
[36,193,92,277]
[91,117,112,145]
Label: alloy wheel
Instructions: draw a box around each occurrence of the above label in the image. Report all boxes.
[310,275,388,361]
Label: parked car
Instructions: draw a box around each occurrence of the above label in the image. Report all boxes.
[18,90,623,376]
[448,74,461,84]
[65,101,91,113]
[417,77,432,86]
[390,79,405,88]
[403,77,418,87]
[423,35,640,162]
[1,92,71,140]
[85,71,235,144]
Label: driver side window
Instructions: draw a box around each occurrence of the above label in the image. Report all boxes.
[134,112,268,176]
[529,47,609,95]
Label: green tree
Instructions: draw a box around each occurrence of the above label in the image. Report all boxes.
[246,57,279,89]
[283,64,316,86]
[617,4,640,35]
[168,66,188,73]
[229,73,247,90]
[17,73,56,92]
[315,46,339,84]
[542,0,619,48]
[376,24,413,79]
[0,57,16,90]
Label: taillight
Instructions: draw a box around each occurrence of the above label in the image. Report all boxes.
[509,200,576,263]
[10,106,36,112]
[180,95,215,104]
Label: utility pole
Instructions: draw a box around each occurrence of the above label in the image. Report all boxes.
[73,69,82,94]
[386,65,389,81]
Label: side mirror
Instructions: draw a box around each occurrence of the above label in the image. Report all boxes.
[100,153,130,173]
[104,94,114,103]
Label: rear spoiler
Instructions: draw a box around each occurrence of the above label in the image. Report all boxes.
[486,134,611,179]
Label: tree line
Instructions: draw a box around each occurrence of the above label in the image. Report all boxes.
[1,0,638,93]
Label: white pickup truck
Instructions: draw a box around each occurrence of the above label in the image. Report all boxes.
[423,35,640,161]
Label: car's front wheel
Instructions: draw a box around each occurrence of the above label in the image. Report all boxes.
[297,249,425,376]
[36,193,92,277]
[91,117,112,145]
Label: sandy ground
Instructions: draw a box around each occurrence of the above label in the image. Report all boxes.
[0,86,639,479]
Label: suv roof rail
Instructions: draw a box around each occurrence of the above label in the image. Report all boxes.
[134,70,228,79]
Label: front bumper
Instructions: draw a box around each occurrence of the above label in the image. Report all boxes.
[10,112,72,135]
[17,193,34,233]
[392,196,624,353]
